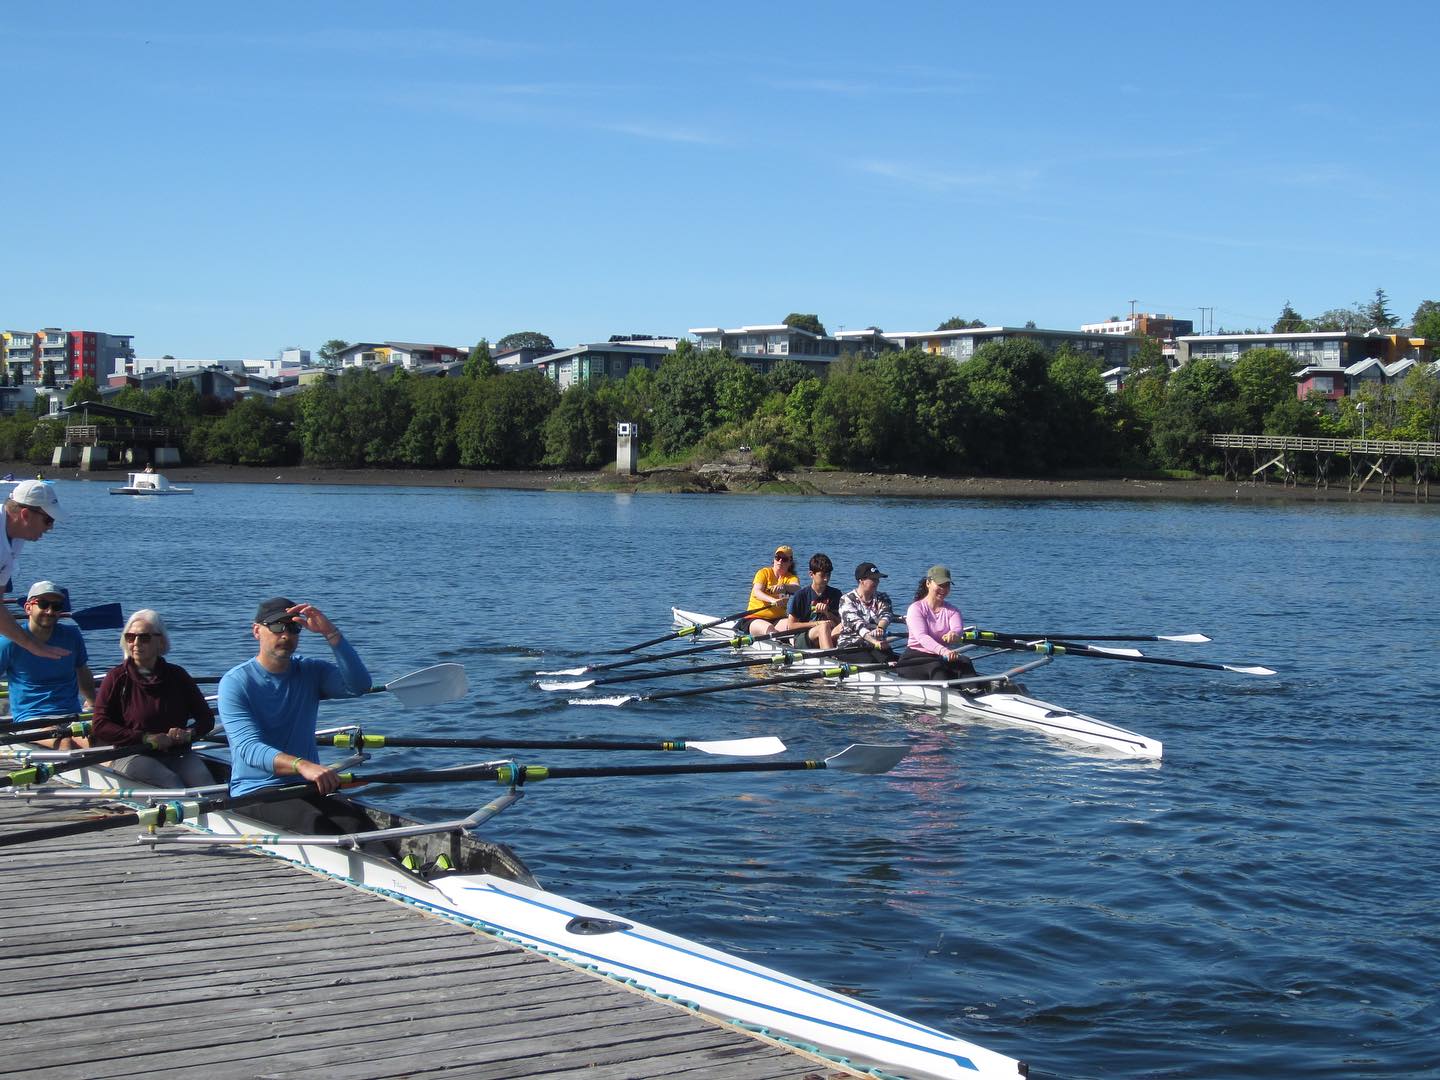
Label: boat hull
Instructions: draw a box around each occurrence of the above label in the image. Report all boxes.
[673,609,1162,760]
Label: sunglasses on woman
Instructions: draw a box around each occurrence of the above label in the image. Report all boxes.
[123,631,155,644]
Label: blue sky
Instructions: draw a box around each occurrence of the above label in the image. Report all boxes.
[4,1,1437,358]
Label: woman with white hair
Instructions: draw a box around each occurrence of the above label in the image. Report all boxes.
[89,609,216,788]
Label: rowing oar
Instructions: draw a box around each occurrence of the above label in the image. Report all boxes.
[568,653,935,707]
[961,633,1275,676]
[0,720,89,747]
[970,629,1212,644]
[3,600,123,632]
[615,608,757,653]
[0,744,907,849]
[319,732,787,757]
[192,663,468,708]
[0,744,144,789]
[538,628,808,677]
[537,644,855,692]
[342,743,907,786]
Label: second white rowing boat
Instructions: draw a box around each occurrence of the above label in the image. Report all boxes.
[672,609,1163,760]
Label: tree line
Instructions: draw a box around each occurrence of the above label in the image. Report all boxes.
[7,335,1436,478]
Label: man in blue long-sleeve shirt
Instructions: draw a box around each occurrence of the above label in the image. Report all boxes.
[219,596,372,834]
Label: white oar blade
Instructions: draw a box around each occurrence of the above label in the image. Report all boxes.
[1161,633,1212,643]
[385,663,469,707]
[536,679,594,692]
[687,736,786,757]
[1224,664,1277,676]
[823,743,909,774]
[536,666,588,676]
[569,695,636,707]
[1087,646,1144,658]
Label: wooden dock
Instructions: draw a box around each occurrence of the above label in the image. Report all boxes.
[0,800,855,1079]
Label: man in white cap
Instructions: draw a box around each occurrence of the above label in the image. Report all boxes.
[0,580,95,724]
[1,481,68,660]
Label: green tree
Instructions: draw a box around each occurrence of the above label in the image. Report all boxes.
[1311,306,1369,333]
[495,331,555,352]
[951,338,1054,473]
[1273,301,1308,333]
[1046,347,1119,468]
[1149,359,1241,470]
[456,370,557,467]
[465,339,496,379]
[65,378,101,406]
[936,316,986,330]
[782,313,827,337]
[1410,300,1440,341]
[201,397,301,465]
[397,377,465,467]
[543,384,616,468]
[764,358,811,397]
[783,377,823,448]
[1392,365,1440,442]
[652,349,753,454]
[1231,348,1297,431]
[811,360,901,468]
[318,339,350,367]
[1365,288,1398,329]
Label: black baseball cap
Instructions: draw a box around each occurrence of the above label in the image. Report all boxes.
[254,596,296,625]
[854,562,887,581]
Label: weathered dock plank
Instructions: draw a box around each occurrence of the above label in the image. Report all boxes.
[0,800,854,1079]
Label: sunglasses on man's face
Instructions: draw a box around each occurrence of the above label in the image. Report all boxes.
[124,631,155,644]
[29,599,64,612]
[265,619,301,635]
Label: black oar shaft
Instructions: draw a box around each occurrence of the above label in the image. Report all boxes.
[970,635,1260,674]
[344,760,830,786]
[325,734,709,752]
[618,608,756,653]
[586,651,799,687]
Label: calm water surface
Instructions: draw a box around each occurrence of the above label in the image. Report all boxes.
[32,479,1439,1079]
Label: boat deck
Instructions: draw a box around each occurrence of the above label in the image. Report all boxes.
[0,799,855,1079]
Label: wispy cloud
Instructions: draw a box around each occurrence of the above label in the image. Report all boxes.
[853,159,1040,192]
[598,121,724,146]
[759,71,979,97]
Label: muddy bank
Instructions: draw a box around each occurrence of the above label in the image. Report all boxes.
[20,461,1430,505]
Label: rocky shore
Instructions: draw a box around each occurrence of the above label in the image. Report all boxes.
[22,461,1430,505]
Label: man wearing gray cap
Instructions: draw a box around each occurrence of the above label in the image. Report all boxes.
[0,580,96,724]
[1,481,69,660]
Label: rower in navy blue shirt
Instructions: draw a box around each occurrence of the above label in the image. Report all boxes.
[779,553,843,650]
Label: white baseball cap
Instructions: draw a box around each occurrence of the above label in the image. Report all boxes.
[10,480,64,522]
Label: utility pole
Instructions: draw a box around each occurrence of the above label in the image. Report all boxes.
[1129,299,1138,319]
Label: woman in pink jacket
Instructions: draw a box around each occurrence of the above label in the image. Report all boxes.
[896,565,977,681]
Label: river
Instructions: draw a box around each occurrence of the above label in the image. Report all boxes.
[28,479,1437,1079]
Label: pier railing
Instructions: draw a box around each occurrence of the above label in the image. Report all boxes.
[1211,434,1439,458]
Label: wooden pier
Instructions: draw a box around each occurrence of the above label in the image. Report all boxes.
[0,800,854,1079]
[1212,433,1437,500]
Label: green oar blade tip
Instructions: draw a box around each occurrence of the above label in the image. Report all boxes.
[823,743,909,774]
